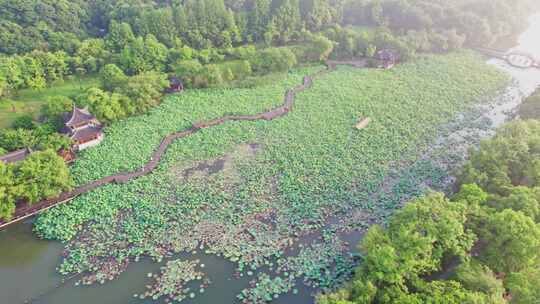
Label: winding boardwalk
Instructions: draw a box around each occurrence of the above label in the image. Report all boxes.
[0,60,368,230]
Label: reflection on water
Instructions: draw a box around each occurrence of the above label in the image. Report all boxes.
[514,13,540,58]
[0,221,50,268]
[0,221,64,304]
[489,13,540,97]
[1,12,540,304]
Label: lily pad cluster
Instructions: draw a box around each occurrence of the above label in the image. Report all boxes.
[33,53,509,302]
[277,235,358,291]
[237,273,295,303]
[140,259,208,303]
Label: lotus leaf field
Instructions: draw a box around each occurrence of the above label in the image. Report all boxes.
[33,52,509,302]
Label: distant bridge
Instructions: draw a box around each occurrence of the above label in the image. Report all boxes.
[474,47,540,69]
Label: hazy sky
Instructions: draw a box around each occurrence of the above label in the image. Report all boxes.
[515,13,540,57]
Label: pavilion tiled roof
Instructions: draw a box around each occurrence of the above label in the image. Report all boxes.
[70,125,102,143]
[64,107,96,128]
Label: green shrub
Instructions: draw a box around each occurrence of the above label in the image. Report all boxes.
[250,47,297,74]
[11,114,36,130]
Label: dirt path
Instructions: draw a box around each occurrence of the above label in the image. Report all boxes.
[0,60,368,230]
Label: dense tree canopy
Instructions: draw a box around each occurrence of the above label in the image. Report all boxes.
[0,150,72,220]
[458,121,540,194]
[0,0,536,57]
[318,120,540,304]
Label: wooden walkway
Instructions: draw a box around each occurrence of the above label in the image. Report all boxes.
[0,60,367,230]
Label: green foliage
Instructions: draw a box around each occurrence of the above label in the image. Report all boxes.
[505,268,540,304]
[77,88,129,124]
[292,32,335,62]
[327,113,540,303]
[99,64,127,92]
[11,115,36,130]
[36,133,72,152]
[105,21,135,52]
[250,47,297,74]
[114,71,168,114]
[40,96,73,130]
[455,261,506,302]
[31,54,507,300]
[170,59,204,88]
[519,88,540,120]
[0,149,73,220]
[237,273,294,303]
[488,186,540,221]
[0,129,38,151]
[141,259,206,302]
[0,122,71,153]
[118,35,168,75]
[0,162,18,221]
[479,209,540,274]
[459,120,540,194]
[15,150,73,205]
[348,193,474,303]
[75,39,110,74]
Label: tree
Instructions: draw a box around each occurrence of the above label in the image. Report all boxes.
[30,51,69,83]
[506,268,540,304]
[99,64,127,92]
[119,35,168,74]
[457,12,493,46]
[115,71,168,114]
[40,96,73,130]
[195,64,224,87]
[179,0,241,48]
[105,21,135,52]
[135,8,179,48]
[301,0,337,32]
[455,261,506,303]
[11,115,36,130]
[307,34,334,61]
[20,55,46,90]
[459,121,540,195]
[342,193,475,303]
[479,209,540,274]
[0,162,18,221]
[385,193,475,273]
[519,88,540,119]
[46,31,81,54]
[77,88,128,124]
[15,150,73,205]
[488,186,540,222]
[414,280,491,304]
[270,0,301,44]
[247,0,272,42]
[0,20,44,54]
[0,129,38,151]
[170,59,203,88]
[250,47,297,73]
[36,133,72,152]
[76,39,110,73]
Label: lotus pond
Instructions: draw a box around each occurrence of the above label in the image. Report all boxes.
[9,51,516,303]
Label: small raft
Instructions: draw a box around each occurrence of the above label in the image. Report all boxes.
[355,117,371,130]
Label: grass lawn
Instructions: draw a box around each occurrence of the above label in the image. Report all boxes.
[0,76,99,129]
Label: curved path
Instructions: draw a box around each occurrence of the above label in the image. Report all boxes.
[0,60,368,230]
